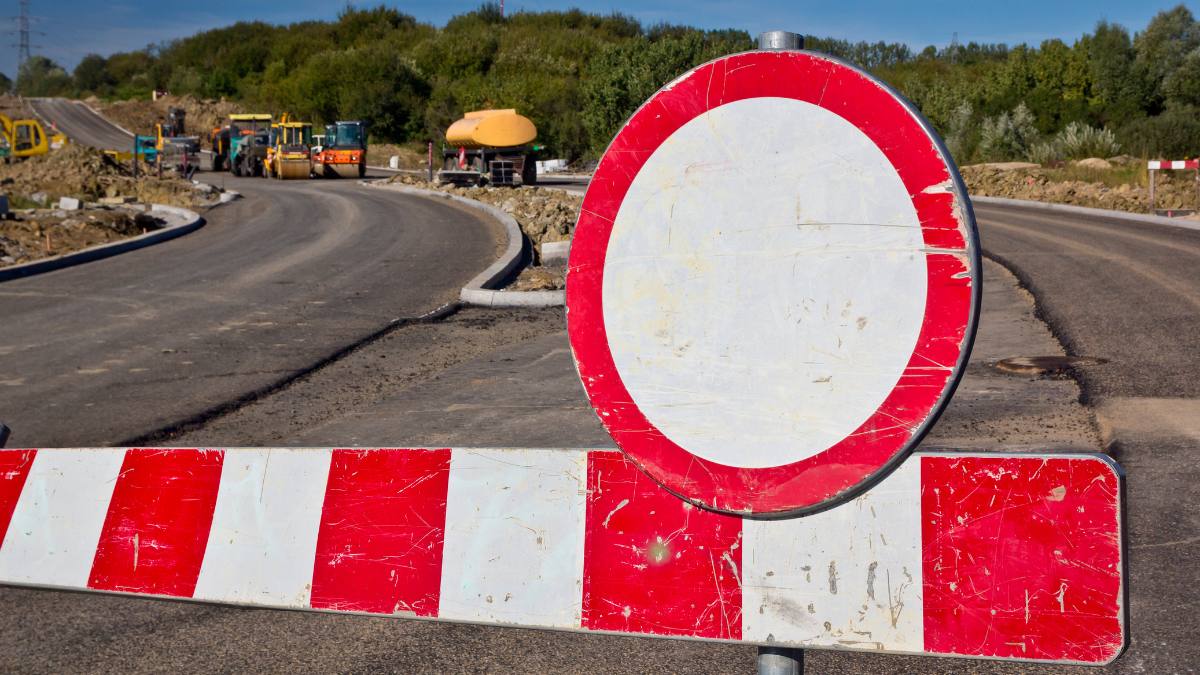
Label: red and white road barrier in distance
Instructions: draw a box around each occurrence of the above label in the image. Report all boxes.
[567,49,978,517]
[1147,160,1199,170]
[0,447,1124,665]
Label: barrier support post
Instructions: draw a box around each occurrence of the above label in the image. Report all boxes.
[1149,167,1156,214]
[758,646,803,675]
[752,28,808,675]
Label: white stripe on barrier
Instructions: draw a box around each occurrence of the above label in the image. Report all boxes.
[0,449,124,587]
[742,458,923,650]
[1148,160,1199,170]
[193,448,332,605]
[438,448,587,627]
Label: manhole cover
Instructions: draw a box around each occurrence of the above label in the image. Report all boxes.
[993,355,1108,376]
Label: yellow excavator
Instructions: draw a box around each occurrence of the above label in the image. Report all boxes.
[0,114,67,162]
[264,114,313,180]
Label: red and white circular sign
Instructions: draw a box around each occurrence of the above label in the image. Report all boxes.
[567,50,979,516]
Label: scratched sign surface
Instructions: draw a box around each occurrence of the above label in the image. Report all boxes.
[566,49,980,516]
[0,448,1124,664]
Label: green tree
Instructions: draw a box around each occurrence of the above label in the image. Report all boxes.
[1134,5,1200,106]
[73,54,114,95]
[15,56,73,97]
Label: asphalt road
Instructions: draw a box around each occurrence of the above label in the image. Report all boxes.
[974,202,1200,675]
[0,175,501,447]
[30,98,134,150]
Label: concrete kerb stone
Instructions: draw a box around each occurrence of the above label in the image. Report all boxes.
[972,195,1200,233]
[0,199,218,283]
[363,180,565,308]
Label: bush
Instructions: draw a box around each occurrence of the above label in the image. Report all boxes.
[1027,141,1062,165]
[1118,106,1200,157]
[1055,122,1121,158]
[978,103,1040,161]
[941,102,978,163]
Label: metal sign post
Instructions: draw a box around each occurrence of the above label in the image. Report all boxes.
[754,30,805,675]
[0,35,1126,672]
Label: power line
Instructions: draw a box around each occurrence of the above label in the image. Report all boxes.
[8,0,45,72]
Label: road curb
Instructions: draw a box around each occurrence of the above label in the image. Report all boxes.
[971,195,1200,233]
[363,181,565,307]
[0,203,203,282]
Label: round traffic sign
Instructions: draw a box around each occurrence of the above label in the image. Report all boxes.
[567,50,979,516]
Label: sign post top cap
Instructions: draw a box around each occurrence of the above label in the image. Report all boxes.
[757,30,804,50]
[568,49,980,516]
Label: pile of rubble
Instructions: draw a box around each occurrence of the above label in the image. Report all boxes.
[0,207,163,267]
[0,144,216,209]
[961,160,1196,213]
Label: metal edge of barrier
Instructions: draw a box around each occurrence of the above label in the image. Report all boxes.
[363,181,565,308]
[0,204,204,283]
[971,195,1200,233]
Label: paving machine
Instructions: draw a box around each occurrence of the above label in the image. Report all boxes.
[227,114,272,177]
[264,117,313,180]
[154,110,200,176]
[0,114,67,162]
[312,120,368,178]
[438,109,538,187]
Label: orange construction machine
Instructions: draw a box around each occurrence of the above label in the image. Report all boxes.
[312,121,367,178]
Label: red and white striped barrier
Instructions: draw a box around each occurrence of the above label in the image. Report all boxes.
[0,447,1125,664]
[1147,160,1199,170]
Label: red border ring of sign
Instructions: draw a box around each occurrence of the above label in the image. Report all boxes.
[567,49,982,517]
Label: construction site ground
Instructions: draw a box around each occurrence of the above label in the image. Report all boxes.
[0,144,219,267]
[0,206,164,268]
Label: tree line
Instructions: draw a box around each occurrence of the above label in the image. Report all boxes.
[14,4,1200,162]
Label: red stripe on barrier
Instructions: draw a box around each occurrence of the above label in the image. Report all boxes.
[310,448,451,616]
[582,451,743,639]
[88,449,224,597]
[921,455,1123,663]
[0,450,35,547]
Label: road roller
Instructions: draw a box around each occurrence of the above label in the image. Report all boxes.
[312,120,367,178]
[264,116,313,180]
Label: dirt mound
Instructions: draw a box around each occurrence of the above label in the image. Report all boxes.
[387,174,581,253]
[0,94,32,120]
[0,207,163,267]
[961,164,1197,213]
[0,144,213,209]
[92,95,246,144]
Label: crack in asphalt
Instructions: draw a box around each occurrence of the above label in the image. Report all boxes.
[117,301,462,446]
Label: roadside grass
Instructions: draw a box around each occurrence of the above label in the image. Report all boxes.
[1041,163,1148,188]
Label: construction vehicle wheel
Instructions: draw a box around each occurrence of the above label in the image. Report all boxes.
[358,163,366,178]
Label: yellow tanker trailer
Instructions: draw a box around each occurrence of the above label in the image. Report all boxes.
[438,109,539,187]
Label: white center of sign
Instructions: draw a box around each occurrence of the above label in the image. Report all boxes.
[602,97,927,469]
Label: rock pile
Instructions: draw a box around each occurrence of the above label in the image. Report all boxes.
[0,144,214,208]
[961,163,1199,213]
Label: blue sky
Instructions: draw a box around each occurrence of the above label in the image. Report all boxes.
[13,0,1197,80]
